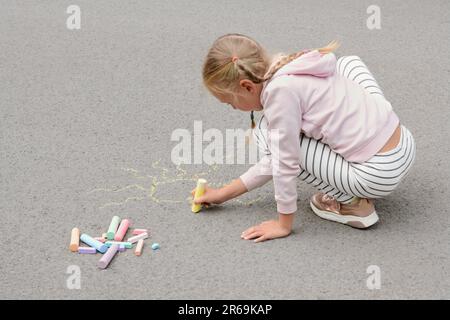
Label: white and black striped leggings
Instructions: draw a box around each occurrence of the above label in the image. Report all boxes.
[254,56,417,204]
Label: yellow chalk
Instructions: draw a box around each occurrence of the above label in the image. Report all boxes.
[191,179,207,213]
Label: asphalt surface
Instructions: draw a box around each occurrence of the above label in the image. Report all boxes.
[1,0,449,299]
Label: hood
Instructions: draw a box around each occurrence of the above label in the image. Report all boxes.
[270,49,337,80]
[259,50,337,107]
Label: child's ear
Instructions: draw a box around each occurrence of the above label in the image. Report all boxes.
[240,79,254,92]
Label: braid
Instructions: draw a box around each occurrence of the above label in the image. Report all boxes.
[232,50,308,132]
[234,60,265,84]
[263,50,309,81]
[250,110,255,129]
[230,59,262,131]
[203,34,339,137]
[233,50,310,94]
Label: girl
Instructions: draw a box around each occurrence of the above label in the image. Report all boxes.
[192,33,416,243]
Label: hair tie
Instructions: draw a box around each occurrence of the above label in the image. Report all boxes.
[250,111,255,129]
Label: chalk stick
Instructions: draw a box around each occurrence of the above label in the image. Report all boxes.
[106,216,121,240]
[105,241,132,249]
[102,233,107,239]
[132,229,148,235]
[118,244,126,252]
[135,239,144,256]
[114,219,130,241]
[78,247,96,254]
[191,179,207,213]
[127,232,148,244]
[69,228,80,252]
[80,233,108,253]
[94,237,106,243]
[98,244,119,269]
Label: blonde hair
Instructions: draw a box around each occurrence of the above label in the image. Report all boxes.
[202,33,339,129]
[202,33,340,127]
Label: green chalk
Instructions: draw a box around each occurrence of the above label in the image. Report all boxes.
[105,241,132,249]
[106,216,121,240]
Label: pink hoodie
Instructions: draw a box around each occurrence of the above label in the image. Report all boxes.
[239,50,400,214]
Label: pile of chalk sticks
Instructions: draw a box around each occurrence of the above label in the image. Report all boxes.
[69,216,160,269]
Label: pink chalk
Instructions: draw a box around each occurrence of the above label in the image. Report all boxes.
[135,239,144,256]
[98,244,119,269]
[114,219,131,241]
[94,237,106,243]
[132,229,148,235]
[78,247,97,254]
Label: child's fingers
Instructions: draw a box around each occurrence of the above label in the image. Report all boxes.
[254,234,269,243]
[241,227,262,239]
[242,225,260,236]
[241,226,257,237]
[191,188,200,197]
[243,231,263,240]
[191,186,210,197]
[194,196,211,205]
[193,197,203,204]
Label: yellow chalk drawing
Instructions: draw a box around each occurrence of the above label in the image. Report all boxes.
[88,160,268,209]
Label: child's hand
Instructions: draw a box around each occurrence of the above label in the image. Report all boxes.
[191,186,226,207]
[241,220,292,243]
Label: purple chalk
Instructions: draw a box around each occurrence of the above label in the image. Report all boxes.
[78,247,97,254]
[98,244,119,269]
[118,244,126,252]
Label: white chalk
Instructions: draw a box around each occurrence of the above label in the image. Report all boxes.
[127,232,148,244]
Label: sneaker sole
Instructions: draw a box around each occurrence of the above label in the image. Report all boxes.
[309,200,379,229]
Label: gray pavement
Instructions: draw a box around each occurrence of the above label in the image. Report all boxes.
[1,0,449,299]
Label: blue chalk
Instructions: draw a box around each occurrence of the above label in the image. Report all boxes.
[151,243,160,250]
[80,233,108,253]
